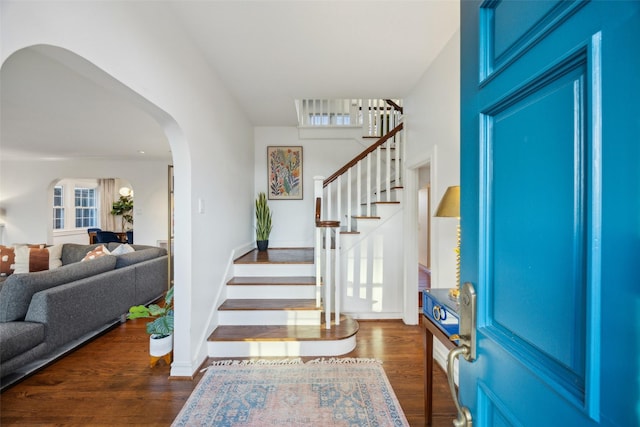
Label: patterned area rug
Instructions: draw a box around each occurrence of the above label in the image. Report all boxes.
[172,358,409,426]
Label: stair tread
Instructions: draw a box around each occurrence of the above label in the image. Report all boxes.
[228,276,317,286]
[219,299,319,311]
[209,316,359,341]
[234,248,314,264]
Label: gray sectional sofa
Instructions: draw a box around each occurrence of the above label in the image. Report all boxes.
[0,242,168,390]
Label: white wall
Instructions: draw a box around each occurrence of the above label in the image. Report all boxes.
[254,127,363,247]
[404,29,460,370]
[1,1,254,377]
[405,29,461,290]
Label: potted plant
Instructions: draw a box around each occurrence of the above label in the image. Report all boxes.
[127,286,173,366]
[255,192,273,251]
[111,195,134,232]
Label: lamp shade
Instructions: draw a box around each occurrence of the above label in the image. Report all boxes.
[434,185,460,218]
[119,187,132,197]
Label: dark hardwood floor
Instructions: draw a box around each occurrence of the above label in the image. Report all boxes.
[0,317,457,426]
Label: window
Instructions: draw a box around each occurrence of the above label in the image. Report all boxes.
[53,186,64,229]
[74,187,97,228]
[307,113,351,126]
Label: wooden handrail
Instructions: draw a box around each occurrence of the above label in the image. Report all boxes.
[323,122,403,187]
[384,99,403,114]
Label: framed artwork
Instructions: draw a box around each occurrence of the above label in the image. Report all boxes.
[268,146,303,200]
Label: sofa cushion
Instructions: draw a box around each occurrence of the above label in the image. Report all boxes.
[0,254,117,322]
[0,321,45,362]
[81,245,111,262]
[14,245,63,274]
[114,248,163,269]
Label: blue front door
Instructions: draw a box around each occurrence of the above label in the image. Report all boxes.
[459,1,639,425]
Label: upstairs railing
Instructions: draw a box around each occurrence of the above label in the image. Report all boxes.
[296,98,403,137]
[311,99,404,329]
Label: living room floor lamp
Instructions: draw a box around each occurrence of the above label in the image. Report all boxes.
[434,185,460,299]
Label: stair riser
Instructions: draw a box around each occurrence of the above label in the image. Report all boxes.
[371,203,401,217]
[219,310,321,326]
[227,285,317,299]
[233,264,315,277]
[207,336,357,358]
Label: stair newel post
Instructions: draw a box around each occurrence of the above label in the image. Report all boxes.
[324,226,332,329]
[314,176,325,308]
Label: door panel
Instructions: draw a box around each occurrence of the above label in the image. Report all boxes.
[460,1,640,425]
[486,55,589,400]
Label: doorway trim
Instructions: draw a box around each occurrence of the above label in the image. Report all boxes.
[403,145,437,325]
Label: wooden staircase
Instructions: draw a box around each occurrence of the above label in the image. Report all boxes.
[207,248,359,357]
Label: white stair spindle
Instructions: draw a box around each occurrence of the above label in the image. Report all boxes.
[382,100,387,136]
[376,146,381,203]
[386,135,391,201]
[396,126,402,187]
[366,153,372,217]
[357,161,362,216]
[347,167,352,232]
[334,229,341,325]
[337,175,342,226]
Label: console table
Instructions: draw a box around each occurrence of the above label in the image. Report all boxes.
[423,312,457,426]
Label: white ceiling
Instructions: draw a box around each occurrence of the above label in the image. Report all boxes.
[0,1,460,161]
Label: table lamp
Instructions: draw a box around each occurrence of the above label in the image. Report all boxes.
[434,185,460,299]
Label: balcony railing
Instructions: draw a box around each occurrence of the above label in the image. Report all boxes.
[296,98,403,137]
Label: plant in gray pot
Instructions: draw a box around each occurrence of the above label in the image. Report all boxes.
[255,192,273,251]
[127,286,174,367]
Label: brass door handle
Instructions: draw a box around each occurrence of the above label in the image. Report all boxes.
[447,345,473,427]
[445,282,477,427]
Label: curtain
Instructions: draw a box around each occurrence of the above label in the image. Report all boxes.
[98,178,117,231]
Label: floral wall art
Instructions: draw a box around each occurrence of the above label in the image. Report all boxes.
[268,146,303,200]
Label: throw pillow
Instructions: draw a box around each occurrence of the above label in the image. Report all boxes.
[0,245,16,277]
[81,245,111,262]
[13,244,63,274]
[110,243,135,256]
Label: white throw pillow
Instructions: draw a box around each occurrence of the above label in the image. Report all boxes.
[111,243,135,256]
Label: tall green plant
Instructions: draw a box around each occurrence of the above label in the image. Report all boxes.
[255,192,272,241]
[111,195,134,231]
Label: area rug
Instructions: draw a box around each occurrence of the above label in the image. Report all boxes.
[171,358,409,426]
